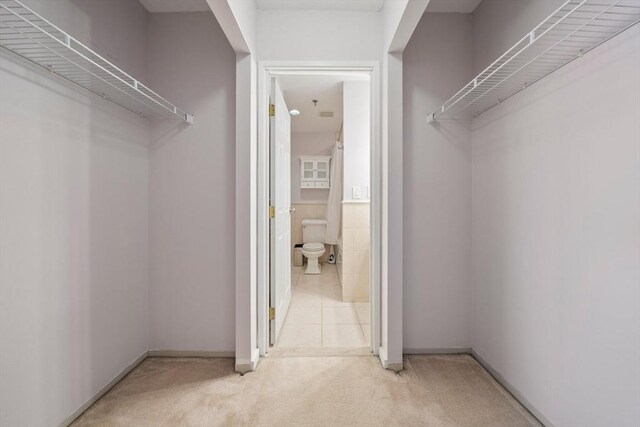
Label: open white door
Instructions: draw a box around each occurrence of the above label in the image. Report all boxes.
[269,77,292,345]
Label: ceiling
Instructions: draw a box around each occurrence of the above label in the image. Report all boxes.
[138,0,481,15]
[426,0,482,13]
[138,0,210,13]
[256,0,385,12]
[278,74,367,133]
[279,75,343,133]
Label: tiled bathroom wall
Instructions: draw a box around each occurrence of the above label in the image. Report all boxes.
[291,203,331,264]
[341,202,370,302]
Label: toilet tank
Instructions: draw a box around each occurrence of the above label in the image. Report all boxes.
[302,219,327,243]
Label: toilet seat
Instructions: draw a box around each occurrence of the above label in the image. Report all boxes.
[302,243,324,252]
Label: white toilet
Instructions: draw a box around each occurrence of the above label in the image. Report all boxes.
[301,219,327,275]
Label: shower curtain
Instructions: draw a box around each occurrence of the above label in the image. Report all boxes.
[325,143,343,244]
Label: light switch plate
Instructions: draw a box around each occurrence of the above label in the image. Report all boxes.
[352,186,362,199]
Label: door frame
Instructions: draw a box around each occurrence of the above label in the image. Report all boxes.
[257,61,382,358]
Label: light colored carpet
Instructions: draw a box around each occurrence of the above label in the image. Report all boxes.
[71,355,541,426]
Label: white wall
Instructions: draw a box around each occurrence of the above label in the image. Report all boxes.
[147,12,237,352]
[471,8,640,427]
[382,0,409,51]
[207,0,259,373]
[472,0,562,73]
[227,0,257,53]
[343,81,371,201]
[402,13,473,351]
[254,7,395,365]
[0,1,150,425]
[291,132,334,204]
[19,0,149,79]
[256,9,381,61]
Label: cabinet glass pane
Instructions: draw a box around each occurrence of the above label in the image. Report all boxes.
[304,171,313,179]
[317,171,327,179]
[317,162,327,171]
[303,161,314,171]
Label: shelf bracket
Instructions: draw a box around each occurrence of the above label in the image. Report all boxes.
[426,112,435,124]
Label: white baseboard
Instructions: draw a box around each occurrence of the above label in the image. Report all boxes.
[58,351,148,427]
[148,350,235,358]
[471,350,552,427]
[403,347,472,355]
[385,361,404,371]
[235,348,259,374]
[379,346,403,372]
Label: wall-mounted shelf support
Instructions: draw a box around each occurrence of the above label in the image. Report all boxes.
[427,0,640,124]
[0,0,194,124]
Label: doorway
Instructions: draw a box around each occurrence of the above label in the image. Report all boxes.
[258,63,381,357]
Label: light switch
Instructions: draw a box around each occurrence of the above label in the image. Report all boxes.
[352,186,362,199]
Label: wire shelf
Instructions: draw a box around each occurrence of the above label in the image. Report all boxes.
[427,0,640,123]
[0,0,194,123]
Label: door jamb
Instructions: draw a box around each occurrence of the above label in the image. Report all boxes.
[257,61,382,360]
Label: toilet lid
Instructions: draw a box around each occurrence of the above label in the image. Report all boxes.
[303,243,324,252]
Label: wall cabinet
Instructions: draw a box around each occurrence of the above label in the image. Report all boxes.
[300,156,331,189]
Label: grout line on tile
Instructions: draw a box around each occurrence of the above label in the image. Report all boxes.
[320,266,324,346]
[286,264,369,349]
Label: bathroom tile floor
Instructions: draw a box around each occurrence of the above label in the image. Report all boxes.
[276,264,370,349]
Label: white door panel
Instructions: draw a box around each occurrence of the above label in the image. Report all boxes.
[269,78,292,345]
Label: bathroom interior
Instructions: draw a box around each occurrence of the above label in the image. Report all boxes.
[274,74,372,350]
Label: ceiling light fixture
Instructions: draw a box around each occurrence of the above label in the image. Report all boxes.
[289,109,301,116]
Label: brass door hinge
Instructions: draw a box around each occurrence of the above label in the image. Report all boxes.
[269,104,275,117]
[269,307,275,320]
[269,205,275,219]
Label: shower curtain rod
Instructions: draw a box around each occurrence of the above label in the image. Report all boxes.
[336,121,343,145]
